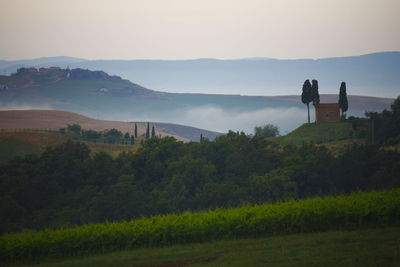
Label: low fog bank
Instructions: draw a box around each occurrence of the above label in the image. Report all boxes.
[1,104,313,136]
[173,106,313,134]
[108,105,314,135]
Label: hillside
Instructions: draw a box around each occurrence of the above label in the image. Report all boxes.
[0,67,394,133]
[6,227,399,267]
[0,110,221,141]
[0,130,140,164]
[271,122,354,143]
[1,101,399,265]
[1,52,399,97]
[2,189,400,264]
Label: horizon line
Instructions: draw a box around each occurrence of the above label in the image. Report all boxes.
[1,51,399,63]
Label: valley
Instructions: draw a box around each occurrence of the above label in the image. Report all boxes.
[0,67,394,134]
[1,1,399,266]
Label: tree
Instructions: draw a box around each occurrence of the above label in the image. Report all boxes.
[249,169,297,203]
[82,129,101,142]
[311,79,320,107]
[254,124,280,137]
[124,132,130,144]
[338,82,348,118]
[365,96,400,145]
[134,123,138,138]
[67,124,82,137]
[146,123,150,139]
[301,80,313,123]
[130,135,135,145]
[104,129,123,144]
[151,125,155,138]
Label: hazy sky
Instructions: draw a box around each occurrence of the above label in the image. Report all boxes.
[0,0,399,60]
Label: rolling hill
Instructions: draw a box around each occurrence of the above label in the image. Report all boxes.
[0,109,222,163]
[0,66,394,134]
[1,52,399,97]
[0,110,222,142]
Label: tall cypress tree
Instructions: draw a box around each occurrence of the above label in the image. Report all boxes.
[134,123,138,138]
[301,79,313,123]
[338,82,348,118]
[311,80,320,107]
[311,80,320,123]
[151,125,155,137]
[146,122,150,139]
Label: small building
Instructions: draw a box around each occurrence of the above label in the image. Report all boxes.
[316,103,340,123]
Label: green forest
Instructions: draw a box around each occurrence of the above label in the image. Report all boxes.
[0,97,399,234]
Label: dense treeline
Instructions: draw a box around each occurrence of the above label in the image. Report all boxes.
[59,124,134,144]
[348,96,400,144]
[0,97,399,234]
[1,134,399,234]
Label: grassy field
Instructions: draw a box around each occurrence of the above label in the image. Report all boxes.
[4,226,400,267]
[270,122,358,146]
[0,130,140,163]
[1,189,399,263]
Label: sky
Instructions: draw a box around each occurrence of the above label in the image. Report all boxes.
[0,0,399,61]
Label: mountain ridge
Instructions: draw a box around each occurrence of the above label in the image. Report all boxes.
[2,51,399,63]
[1,51,399,97]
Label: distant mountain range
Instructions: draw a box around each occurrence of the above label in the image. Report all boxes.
[0,66,395,134]
[1,52,399,98]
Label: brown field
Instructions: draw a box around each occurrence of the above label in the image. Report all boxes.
[0,110,188,142]
[0,129,142,163]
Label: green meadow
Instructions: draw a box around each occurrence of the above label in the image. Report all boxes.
[6,226,400,267]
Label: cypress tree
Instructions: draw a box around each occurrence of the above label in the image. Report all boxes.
[301,79,313,123]
[134,123,138,138]
[146,122,150,139]
[311,80,320,123]
[338,82,348,118]
[311,80,320,107]
[151,125,155,137]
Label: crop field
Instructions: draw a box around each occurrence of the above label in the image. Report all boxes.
[1,189,399,262]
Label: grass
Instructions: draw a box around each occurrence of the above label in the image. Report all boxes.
[271,122,357,146]
[5,226,400,267]
[0,130,140,164]
[1,189,399,262]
